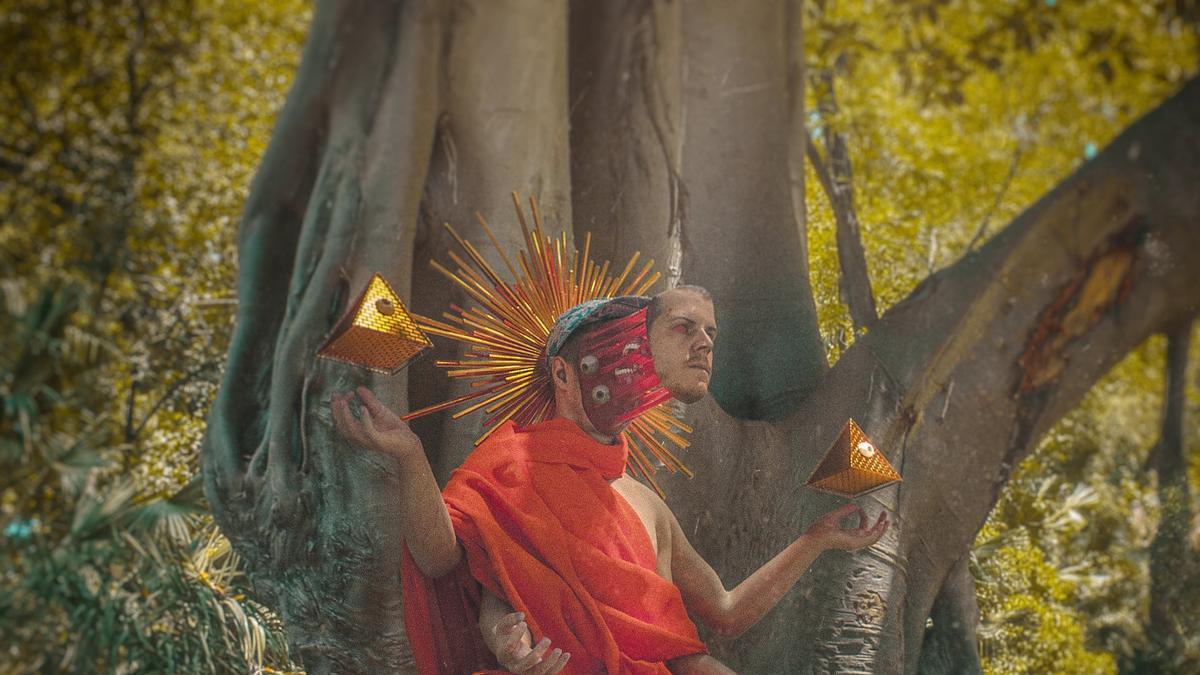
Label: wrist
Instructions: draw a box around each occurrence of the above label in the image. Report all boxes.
[796,530,830,553]
[390,445,430,472]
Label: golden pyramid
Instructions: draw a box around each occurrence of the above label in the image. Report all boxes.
[805,419,901,498]
[317,273,432,374]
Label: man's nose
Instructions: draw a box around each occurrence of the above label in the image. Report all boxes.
[693,332,714,353]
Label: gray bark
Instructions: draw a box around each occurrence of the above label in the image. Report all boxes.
[202,1,1200,671]
[916,555,982,674]
[661,76,1200,673]
[1144,321,1196,669]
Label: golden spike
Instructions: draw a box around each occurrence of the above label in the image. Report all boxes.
[642,406,693,434]
[609,251,641,298]
[633,272,661,297]
[451,383,526,419]
[576,232,591,305]
[623,259,655,296]
[628,420,673,461]
[481,384,531,415]
[474,211,522,282]
[401,383,506,420]
[416,193,693,488]
[625,438,666,498]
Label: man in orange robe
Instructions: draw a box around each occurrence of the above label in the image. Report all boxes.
[403,417,707,673]
[333,288,888,674]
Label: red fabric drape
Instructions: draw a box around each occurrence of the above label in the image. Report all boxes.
[402,418,706,674]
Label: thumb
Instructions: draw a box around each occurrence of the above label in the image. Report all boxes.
[828,503,859,522]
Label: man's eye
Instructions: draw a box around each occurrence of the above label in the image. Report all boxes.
[673,324,690,334]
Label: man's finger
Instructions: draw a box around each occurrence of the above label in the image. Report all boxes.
[549,651,571,674]
[510,636,551,673]
[334,397,370,449]
[870,513,889,537]
[356,386,394,420]
[528,648,567,675]
[852,507,869,530]
[493,611,525,636]
[498,623,529,662]
[358,406,383,444]
[835,504,866,529]
[331,397,356,437]
[831,503,859,518]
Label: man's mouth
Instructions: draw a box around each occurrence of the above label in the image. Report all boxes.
[688,363,710,375]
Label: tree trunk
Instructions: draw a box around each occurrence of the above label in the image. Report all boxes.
[1144,322,1195,669]
[202,1,1200,671]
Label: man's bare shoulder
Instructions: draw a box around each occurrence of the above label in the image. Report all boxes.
[612,475,677,525]
[611,474,676,573]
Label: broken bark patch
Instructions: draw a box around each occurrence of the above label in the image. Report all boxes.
[1016,225,1140,394]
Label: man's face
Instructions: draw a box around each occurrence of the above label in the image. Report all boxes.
[647,289,717,404]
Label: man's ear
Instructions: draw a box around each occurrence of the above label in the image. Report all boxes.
[551,356,569,386]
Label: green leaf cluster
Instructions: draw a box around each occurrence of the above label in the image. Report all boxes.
[1,0,310,672]
[974,337,1200,673]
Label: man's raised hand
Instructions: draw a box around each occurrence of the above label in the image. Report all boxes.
[805,503,889,551]
[490,612,571,675]
[331,386,424,465]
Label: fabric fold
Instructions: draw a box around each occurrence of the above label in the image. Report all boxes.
[402,418,706,674]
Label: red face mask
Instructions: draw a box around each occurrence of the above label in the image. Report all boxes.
[575,307,672,436]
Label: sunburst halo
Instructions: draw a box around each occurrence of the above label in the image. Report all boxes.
[403,192,693,494]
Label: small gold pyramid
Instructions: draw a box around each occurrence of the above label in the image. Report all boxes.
[317,273,432,374]
[805,419,901,497]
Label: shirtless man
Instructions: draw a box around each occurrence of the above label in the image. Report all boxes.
[332,287,888,673]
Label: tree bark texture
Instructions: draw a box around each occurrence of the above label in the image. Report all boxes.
[1146,322,1195,668]
[202,2,1200,672]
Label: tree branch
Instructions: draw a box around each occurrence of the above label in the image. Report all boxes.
[812,69,878,330]
[811,66,878,329]
[804,128,836,209]
[130,362,214,442]
[678,1,827,419]
[1146,321,1195,665]
[966,138,1025,251]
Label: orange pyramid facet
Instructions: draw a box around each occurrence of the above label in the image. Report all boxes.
[805,419,901,498]
[317,273,432,373]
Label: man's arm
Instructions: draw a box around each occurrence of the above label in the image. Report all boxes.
[667,653,738,674]
[331,386,461,578]
[668,503,887,638]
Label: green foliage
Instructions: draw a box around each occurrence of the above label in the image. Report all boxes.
[973,338,1200,672]
[2,486,296,674]
[975,543,1117,674]
[803,0,1199,354]
[1,0,310,672]
[0,277,300,673]
[2,0,1197,670]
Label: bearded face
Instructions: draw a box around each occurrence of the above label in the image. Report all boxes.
[646,289,716,405]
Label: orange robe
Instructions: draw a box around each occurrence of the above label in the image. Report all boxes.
[402,417,706,674]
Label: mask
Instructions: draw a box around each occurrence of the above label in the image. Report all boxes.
[575,307,672,435]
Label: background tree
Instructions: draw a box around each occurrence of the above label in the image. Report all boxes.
[6,0,1196,673]
[200,1,1200,673]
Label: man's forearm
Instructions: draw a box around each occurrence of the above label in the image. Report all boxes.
[713,533,823,637]
[669,653,737,674]
[396,454,461,578]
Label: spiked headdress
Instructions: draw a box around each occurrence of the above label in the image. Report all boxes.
[403,193,692,494]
